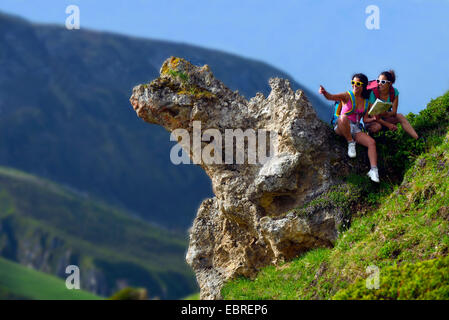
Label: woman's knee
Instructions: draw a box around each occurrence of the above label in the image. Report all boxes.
[367,137,376,148]
[368,123,382,134]
[396,113,406,122]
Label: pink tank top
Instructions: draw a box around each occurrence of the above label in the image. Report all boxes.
[341,97,367,123]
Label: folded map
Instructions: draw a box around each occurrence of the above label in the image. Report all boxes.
[368,98,393,116]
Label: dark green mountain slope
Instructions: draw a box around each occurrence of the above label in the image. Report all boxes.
[0,11,329,229]
[0,166,196,299]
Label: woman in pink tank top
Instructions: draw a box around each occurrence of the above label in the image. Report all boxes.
[319,73,380,182]
[340,96,366,123]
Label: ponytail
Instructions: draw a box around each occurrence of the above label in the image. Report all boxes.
[380,70,396,84]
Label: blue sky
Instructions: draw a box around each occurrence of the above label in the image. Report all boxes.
[1,0,448,114]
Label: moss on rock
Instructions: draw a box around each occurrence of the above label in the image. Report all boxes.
[158,56,217,101]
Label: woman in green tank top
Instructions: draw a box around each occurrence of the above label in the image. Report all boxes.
[364,70,418,140]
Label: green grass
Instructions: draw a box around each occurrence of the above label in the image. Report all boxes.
[221,248,331,300]
[167,69,189,82]
[223,133,449,299]
[182,292,200,300]
[375,90,449,179]
[333,255,449,300]
[222,91,449,300]
[0,256,101,300]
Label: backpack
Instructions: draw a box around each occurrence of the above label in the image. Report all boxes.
[330,91,356,126]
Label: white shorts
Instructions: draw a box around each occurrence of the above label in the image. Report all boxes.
[334,121,362,139]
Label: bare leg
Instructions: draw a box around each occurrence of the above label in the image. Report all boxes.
[396,113,419,139]
[355,132,377,167]
[335,115,354,142]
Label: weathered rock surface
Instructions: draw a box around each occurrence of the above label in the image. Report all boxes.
[130,57,366,299]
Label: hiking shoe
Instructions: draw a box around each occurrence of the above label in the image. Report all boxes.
[367,167,380,183]
[348,141,356,158]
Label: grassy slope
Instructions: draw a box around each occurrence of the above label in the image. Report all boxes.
[0,167,196,299]
[222,92,449,300]
[0,256,101,300]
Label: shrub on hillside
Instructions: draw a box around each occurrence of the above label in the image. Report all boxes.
[332,255,449,300]
[375,90,449,180]
[109,287,148,300]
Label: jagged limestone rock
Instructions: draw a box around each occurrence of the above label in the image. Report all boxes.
[130,57,363,299]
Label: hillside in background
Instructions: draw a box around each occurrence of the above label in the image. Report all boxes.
[222,91,449,300]
[0,166,196,299]
[0,11,330,230]
[0,256,102,300]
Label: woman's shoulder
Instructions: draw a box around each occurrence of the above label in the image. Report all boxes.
[393,87,399,96]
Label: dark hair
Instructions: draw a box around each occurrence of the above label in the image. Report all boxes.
[380,70,396,84]
[352,73,370,99]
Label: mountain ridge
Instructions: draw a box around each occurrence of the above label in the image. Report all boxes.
[0,11,330,230]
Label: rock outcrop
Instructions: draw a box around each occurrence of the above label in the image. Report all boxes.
[130,57,365,299]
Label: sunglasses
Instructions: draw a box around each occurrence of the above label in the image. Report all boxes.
[377,79,391,85]
[351,80,364,87]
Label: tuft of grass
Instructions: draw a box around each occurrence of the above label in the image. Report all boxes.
[167,69,189,83]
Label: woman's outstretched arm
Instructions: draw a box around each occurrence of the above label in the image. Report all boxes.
[319,85,349,103]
